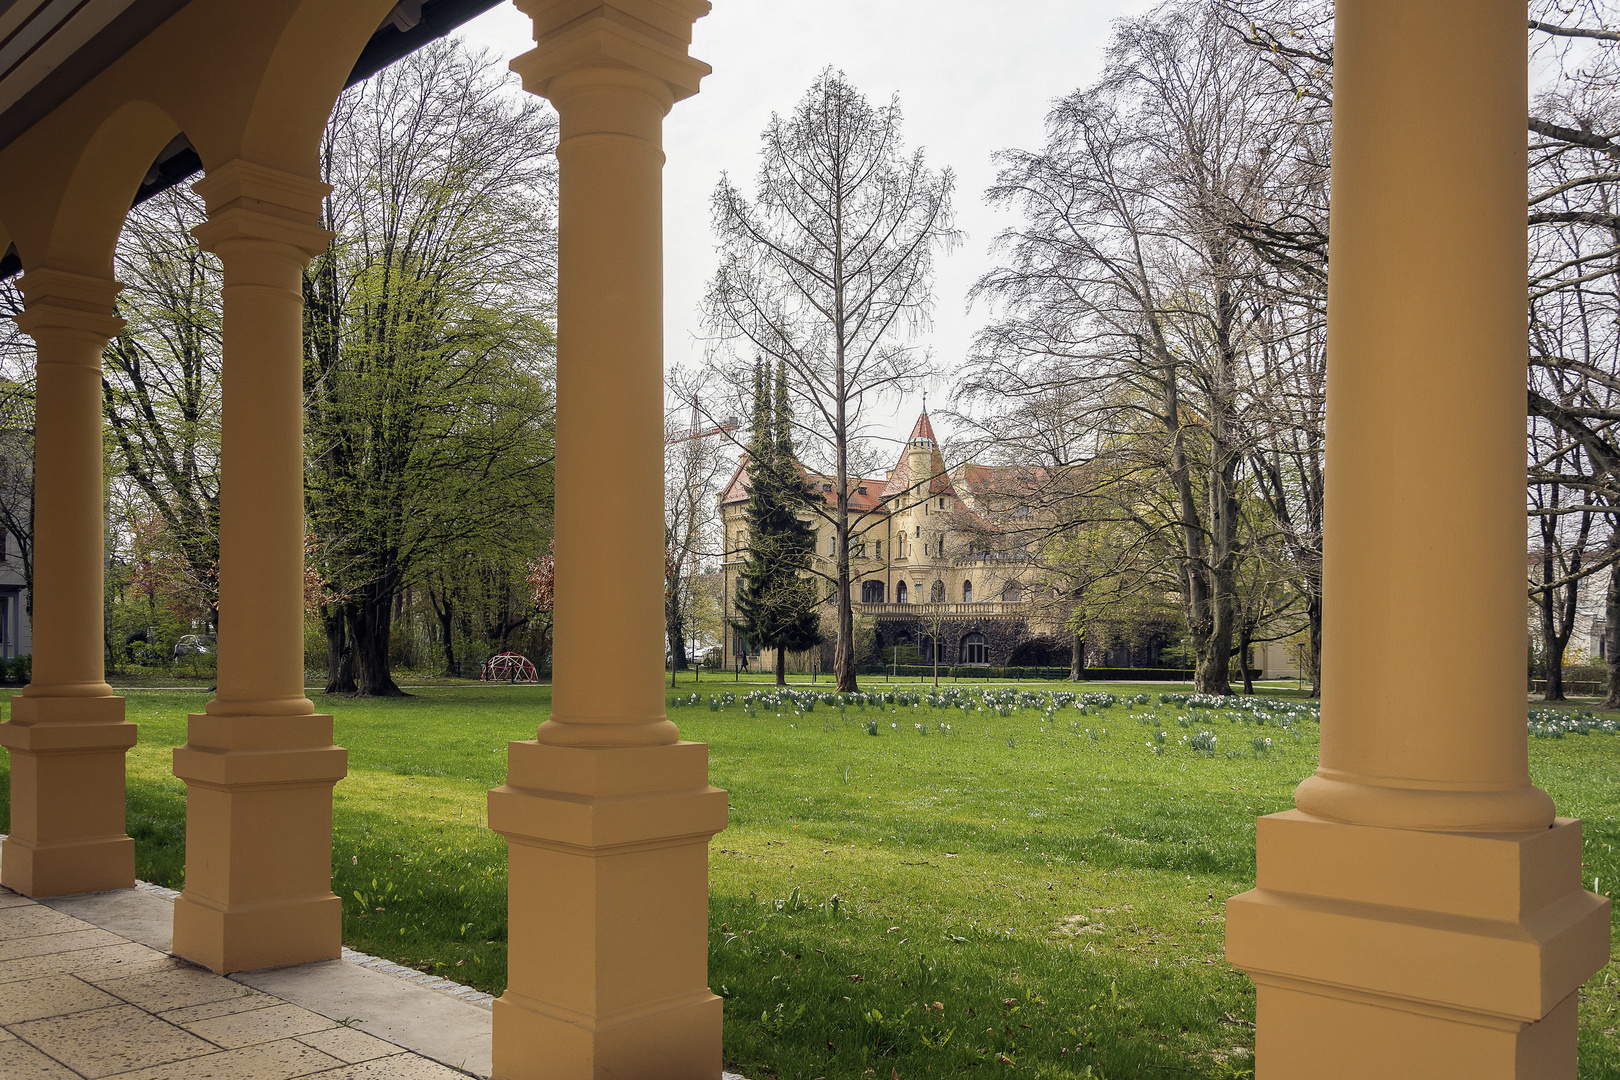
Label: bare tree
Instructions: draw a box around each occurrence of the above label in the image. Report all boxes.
[965,2,1315,694]
[665,396,733,674]
[703,68,958,692]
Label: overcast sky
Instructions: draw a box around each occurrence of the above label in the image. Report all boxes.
[455,0,1161,450]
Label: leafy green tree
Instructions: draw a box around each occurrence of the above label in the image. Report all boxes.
[304,41,557,696]
[731,359,822,686]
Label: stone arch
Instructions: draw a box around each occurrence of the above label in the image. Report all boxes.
[961,631,988,666]
[962,579,973,603]
[41,100,183,277]
[229,0,401,176]
[930,579,945,602]
[896,581,908,604]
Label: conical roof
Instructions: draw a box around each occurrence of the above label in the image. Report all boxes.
[881,411,959,502]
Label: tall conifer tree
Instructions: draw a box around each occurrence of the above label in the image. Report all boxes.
[731,359,822,685]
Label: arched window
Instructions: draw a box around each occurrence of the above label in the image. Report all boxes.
[918,635,935,662]
[861,580,885,603]
[961,633,988,666]
[930,579,945,602]
[963,581,973,603]
[1003,581,1023,602]
[896,581,909,603]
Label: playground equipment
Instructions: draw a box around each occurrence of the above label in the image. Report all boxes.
[480,652,540,684]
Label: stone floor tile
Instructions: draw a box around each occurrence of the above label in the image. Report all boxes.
[108,1037,346,1080]
[71,953,183,986]
[99,965,247,1013]
[308,1052,470,1079]
[0,905,93,941]
[0,1038,81,1078]
[160,988,280,1025]
[12,1002,217,1079]
[0,1026,13,1042]
[0,942,167,986]
[0,972,119,1024]
[296,1026,397,1064]
[0,891,32,910]
[0,926,124,962]
[180,1002,336,1049]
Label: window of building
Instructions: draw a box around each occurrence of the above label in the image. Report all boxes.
[963,580,973,603]
[829,535,836,556]
[1003,581,1023,602]
[918,635,935,663]
[962,632,988,665]
[862,580,885,603]
[876,539,882,559]
[939,497,945,509]
[915,525,920,537]
[897,581,908,603]
[930,579,945,602]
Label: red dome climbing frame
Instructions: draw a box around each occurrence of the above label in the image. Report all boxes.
[480,652,540,683]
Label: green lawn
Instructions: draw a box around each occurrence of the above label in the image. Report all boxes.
[1,678,1616,1079]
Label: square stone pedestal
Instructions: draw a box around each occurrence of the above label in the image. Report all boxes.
[0,695,136,897]
[488,739,728,1080]
[1227,810,1611,1079]
[171,712,347,973]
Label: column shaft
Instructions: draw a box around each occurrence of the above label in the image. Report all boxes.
[542,65,676,748]
[170,161,346,973]
[0,269,135,897]
[1227,4,1611,1075]
[1299,0,1546,832]
[491,4,725,1078]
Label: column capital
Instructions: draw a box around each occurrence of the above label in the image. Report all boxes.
[13,269,124,341]
[511,0,711,106]
[191,160,335,262]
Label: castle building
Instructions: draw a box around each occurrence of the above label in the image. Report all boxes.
[718,410,1061,671]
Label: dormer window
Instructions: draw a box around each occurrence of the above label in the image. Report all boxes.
[939,497,945,509]
[822,483,832,492]
[857,486,867,495]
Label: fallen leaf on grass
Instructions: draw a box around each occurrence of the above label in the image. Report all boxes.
[995,1052,1016,1066]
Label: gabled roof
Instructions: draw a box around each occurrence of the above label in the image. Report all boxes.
[719,456,886,513]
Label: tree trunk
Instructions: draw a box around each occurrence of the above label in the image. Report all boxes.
[1603,559,1620,709]
[322,601,356,694]
[1068,630,1084,681]
[1306,590,1322,699]
[1238,624,1254,696]
[1539,548,1564,702]
[428,587,456,678]
[349,577,406,697]
[775,647,787,687]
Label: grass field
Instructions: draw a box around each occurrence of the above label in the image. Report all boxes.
[1,677,1617,1079]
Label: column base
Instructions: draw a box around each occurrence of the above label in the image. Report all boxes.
[488,740,728,1080]
[1254,978,1576,1080]
[171,891,342,974]
[0,695,135,897]
[1227,810,1611,1079]
[171,713,347,974]
[493,989,723,1080]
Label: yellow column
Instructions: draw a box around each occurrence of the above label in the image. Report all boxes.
[1226,3,1611,1076]
[170,161,347,974]
[0,270,136,897]
[488,3,727,1078]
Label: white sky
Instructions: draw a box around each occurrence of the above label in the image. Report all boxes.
[455,0,1161,450]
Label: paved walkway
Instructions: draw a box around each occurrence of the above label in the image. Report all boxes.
[0,884,489,1079]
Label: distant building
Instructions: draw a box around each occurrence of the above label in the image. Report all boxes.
[719,409,1063,670]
